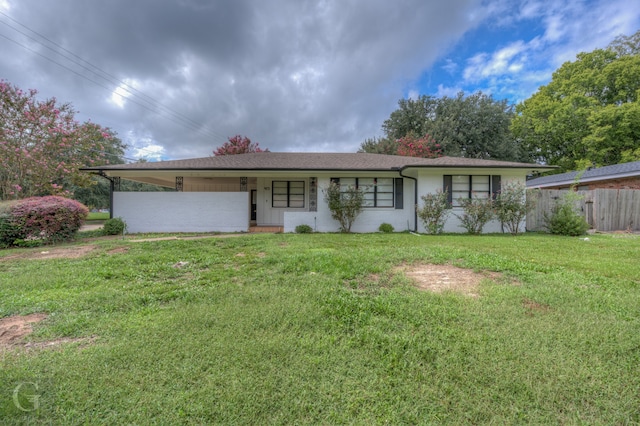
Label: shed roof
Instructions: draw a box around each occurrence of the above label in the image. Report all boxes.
[526,161,640,188]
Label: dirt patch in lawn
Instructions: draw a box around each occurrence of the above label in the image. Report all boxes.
[399,263,505,298]
[106,246,129,255]
[0,313,95,351]
[523,298,551,315]
[0,313,47,346]
[0,245,97,262]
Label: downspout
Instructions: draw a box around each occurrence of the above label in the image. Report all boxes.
[397,168,418,232]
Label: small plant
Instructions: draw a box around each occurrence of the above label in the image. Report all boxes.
[378,223,394,233]
[295,224,313,234]
[456,196,494,234]
[103,217,127,235]
[494,181,537,236]
[323,181,365,233]
[13,237,44,248]
[416,190,450,234]
[544,190,589,236]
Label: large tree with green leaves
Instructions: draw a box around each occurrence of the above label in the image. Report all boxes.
[362,91,523,161]
[512,30,640,172]
[358,136,398,155]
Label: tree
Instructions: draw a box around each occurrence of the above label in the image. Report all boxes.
[0,80,125,200]
[608,30,640,56]
[360,133,442,158]
[383,95,438,141]
[512,31,640,172]
[358,136,398,155]
[323,181,364,233]
[213,135,268,156]
[396,133,442,158]
[377,91,523,161]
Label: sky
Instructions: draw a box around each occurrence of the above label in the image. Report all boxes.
[0,0,638,162]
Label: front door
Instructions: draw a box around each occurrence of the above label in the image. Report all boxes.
[250,190,257,221]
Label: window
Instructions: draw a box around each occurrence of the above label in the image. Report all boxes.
[444,175,500,207]
[272,181,305,208]
[331,177,402,208]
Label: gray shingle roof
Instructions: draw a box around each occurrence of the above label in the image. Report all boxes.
[82,152,551,172]
[526,160,640,188]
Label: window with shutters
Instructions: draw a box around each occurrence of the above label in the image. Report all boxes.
[331,177,402,208]
[444,175,500,207]
[272,181,305,208]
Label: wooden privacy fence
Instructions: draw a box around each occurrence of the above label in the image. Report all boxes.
[526,189,640,232]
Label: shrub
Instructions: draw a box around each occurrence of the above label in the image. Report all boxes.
[456,196,494,234]
[295,224,313,234]
[0,214,20,248]
[378,223,394,233]
[416,190,450,234]
[103,217,127,235]
[323,181,365,233]
[494,181,537,236]
[7,196,88,244]
[544,191,589,236]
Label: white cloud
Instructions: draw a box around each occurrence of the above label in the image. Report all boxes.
[518,1,543,19]
[407,90,420,100]
[463,41,527,81]
[108,79,140,109]
[131,143,166,162]
[542,15,565,43]
[441,58,458,74]
[435,84,463,97]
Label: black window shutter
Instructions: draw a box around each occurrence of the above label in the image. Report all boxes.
[491,175,501,199]
[443,175,453,206]
[394,178,403,209]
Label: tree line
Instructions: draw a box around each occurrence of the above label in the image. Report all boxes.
[360,30,640,172]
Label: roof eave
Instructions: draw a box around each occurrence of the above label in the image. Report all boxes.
[400,164,556,171]
[527,170,640,188]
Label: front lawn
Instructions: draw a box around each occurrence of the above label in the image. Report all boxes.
[1,233,639,424]
[86,211,110,221]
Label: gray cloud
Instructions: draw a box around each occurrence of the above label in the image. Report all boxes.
[1,0,637,160]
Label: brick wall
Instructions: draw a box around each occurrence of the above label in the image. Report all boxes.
[542,176,640,190]
[586,176,640,190]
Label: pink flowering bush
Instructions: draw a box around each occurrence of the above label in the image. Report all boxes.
[1,196,88,246]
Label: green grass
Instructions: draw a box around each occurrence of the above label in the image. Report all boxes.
[86,211,110,221]
[1,233,639,424]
